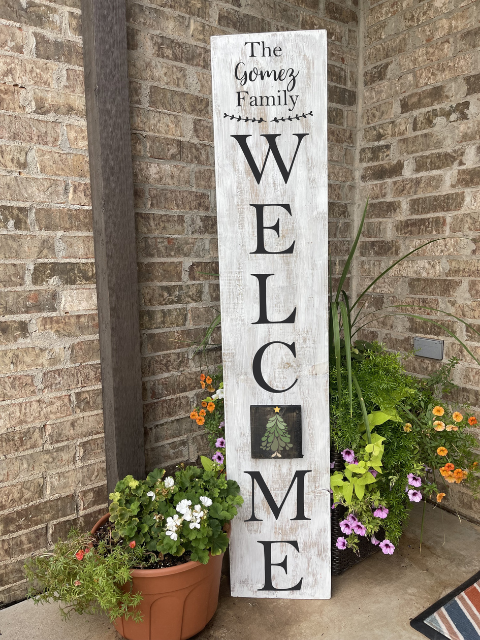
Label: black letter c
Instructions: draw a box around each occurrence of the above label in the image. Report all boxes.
[252,341,297,393]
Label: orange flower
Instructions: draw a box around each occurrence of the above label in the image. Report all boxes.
[190,411,198,420]
[199,409,206,417]
[200,381,205,389]
[445,463,454,471]
[206,376,212,385]
[196,416,205,426]
[468,416,477,426]
[451,425,458,431]
[439,466,449,477]
[446,425,455,431]
[453,412,463,423]
[445,474,456,483]
[434,421,445,431]
[207,402,215,412]
[437,493,446,503]
[473,462,478,468]
[201,401,207,408]
[454,468,464,478]
[200,374,206,381]
[403,423,412,432]
[207,385,215,392]
[437,446,448,456]
[433,406,445,416]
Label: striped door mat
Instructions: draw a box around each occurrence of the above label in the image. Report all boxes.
[411,570,480,639]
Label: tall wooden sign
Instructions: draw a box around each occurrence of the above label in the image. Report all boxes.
[211,31,330,599]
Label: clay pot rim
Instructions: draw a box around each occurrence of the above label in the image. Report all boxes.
[91,513,230,578]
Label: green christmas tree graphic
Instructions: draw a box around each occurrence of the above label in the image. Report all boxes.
[261,407,293,458]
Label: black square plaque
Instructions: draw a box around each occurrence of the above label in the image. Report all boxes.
[250,405,302,459]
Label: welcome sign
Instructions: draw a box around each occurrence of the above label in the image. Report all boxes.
[211,31,330,599]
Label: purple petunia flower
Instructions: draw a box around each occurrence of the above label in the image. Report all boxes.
[339,520,352,535]
[373,505,389,519]
[371,535,380,546]
[336,537,347,550]
[330,461,335,469]
[353,522,366,536]
[407,473,422,487]
[379,539,395,555]
[408,489,422,502]
[215,437,226,448]
[341,449,355,463]
[212,451,224,464]
[219,421,225,429]
[347,513,358,524]
[369,469,378,478]
[353,458,359,465]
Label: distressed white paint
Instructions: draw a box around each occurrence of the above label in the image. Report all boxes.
[211,31,330,599]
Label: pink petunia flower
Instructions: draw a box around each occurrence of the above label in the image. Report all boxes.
[347,513,358,524]
[336,537,347,550]
[371,535,380,546]
[341,449,355,463]
[369,469,378,478]
[212,451,224,464]
[373,505,389,519]
[215,437,226,448]
[407,473,422,487]
[380,539,395,555]
[353,522,366,536]
[408,489,422,502]
[339,519,352,535]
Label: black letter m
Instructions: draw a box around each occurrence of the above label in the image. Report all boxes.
[232,134,308,184]
[244,470,311,521]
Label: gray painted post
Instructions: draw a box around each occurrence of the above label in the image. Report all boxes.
[212,31,331,599]
[81,0,145,492]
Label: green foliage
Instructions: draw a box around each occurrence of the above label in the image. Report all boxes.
[25,531,143,623]
[109,463,243,565]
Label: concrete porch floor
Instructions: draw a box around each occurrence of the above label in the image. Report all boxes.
[2,503,480,640]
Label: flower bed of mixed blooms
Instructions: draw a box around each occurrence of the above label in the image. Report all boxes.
[195,349,480,560]
[190,371,225,465]
[330,343,480,557]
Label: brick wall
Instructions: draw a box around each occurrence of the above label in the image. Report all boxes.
[0,0,359,606]
[357,0,480,518]
[125,0,359,473]
[0,1,108,605]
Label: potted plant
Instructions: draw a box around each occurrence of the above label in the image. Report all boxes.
[25,459,243,640]
[327,204,480,572]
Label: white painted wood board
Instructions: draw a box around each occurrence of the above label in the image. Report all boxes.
[211,30,330,599]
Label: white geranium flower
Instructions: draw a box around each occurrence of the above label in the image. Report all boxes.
[216,388,224,399]
[166,530,178,541]
[212,393,218,400]
[193,505,204,516]
[176,499,191,515]
[200,496,212,507]
[182,508,193,522]
[164,476,174,488]
[146,491,155,501]
[189,522,200,529]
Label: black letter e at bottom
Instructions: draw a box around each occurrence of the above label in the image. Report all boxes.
[258,540,303,591]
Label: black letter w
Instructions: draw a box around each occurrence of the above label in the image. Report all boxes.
[232,134,308,184]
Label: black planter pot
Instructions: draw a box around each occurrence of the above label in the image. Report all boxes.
[330,450,384,575]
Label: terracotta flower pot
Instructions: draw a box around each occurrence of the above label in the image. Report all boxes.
[91,514,227,640]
